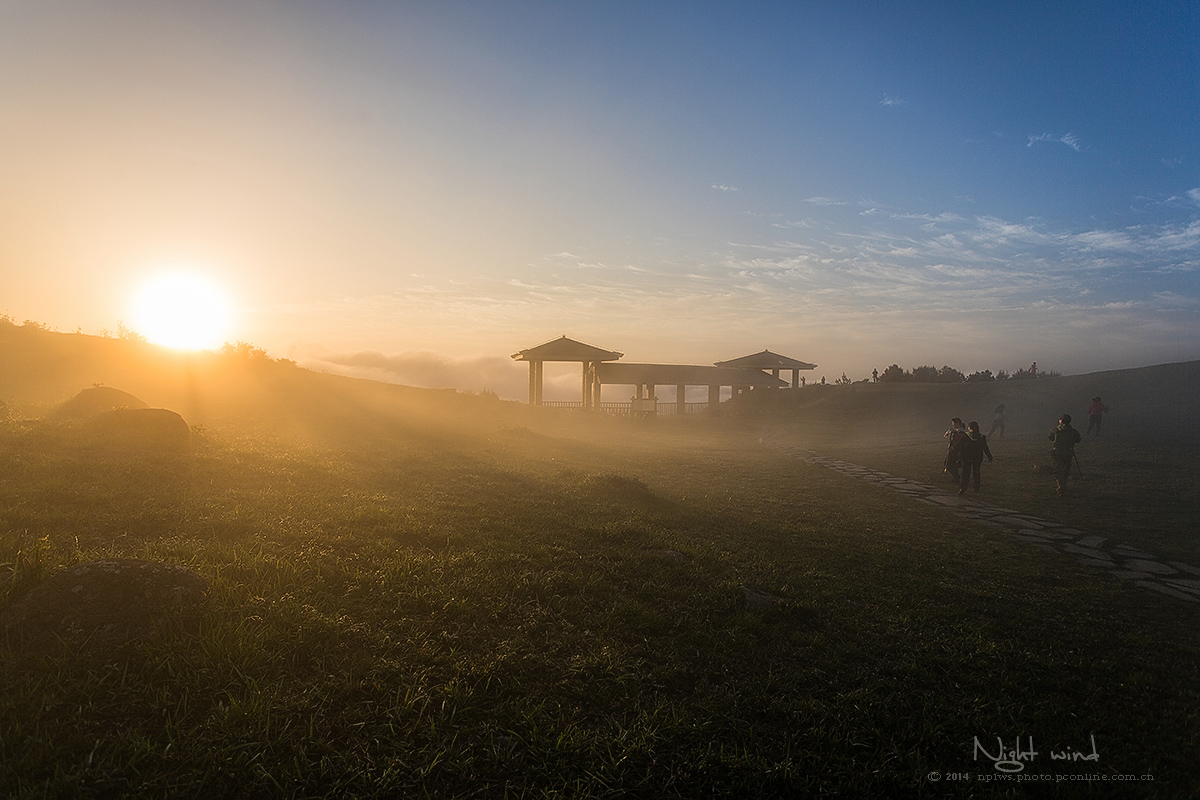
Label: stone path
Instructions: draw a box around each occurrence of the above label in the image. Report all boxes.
[764,439,1200,603]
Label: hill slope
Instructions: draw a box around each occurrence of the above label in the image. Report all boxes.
[742,360,1200,443]
[0,321,520,444]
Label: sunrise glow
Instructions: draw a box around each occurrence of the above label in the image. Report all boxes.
[132,273,232,350]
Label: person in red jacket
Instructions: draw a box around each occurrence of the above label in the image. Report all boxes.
[957,421,994,495]
[1086,396,1108,435]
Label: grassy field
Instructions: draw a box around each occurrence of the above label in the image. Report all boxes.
[2,328,1199,797]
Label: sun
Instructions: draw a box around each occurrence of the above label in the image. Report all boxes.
[132,272,233,350]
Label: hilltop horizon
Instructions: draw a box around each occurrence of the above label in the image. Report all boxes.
[4,316,1192,406]
[5,318,1199,448]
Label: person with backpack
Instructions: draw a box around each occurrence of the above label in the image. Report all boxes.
[1049,413,1082,496]
[957,421,994,495]
[943,417,966,482]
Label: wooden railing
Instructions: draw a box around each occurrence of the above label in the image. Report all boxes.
[539,401,710,416]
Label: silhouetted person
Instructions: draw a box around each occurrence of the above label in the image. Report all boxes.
[943,417,966,482]
[872,368,878,383]
[988,404,1006,438]
[957,421,993,495]
[1086,396,1108,435]
[1049,413,1082,496]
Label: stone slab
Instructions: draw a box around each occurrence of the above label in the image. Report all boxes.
[1061,544,1112,558]
[1122,559,1175,575]
[1113,547,1156,559]
[1161,577,1200,591]
[928,495,973,507]
[1013,528,1072,541]
[995,516,1042,528]
[1109,570,1158,581]
[1137,582,1199,602]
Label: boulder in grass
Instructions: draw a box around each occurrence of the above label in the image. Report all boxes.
[0,559,209,652]
[84,407,191,451]
[50,386,148,420]
[741,585,785,609]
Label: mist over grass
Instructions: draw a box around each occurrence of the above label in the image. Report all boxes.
[2,323,1198,796]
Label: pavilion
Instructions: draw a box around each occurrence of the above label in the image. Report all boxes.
[713,350,818,389]
[512,336,817,414]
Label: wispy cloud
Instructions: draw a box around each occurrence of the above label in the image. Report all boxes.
[263,207,1200,392]
[1027,132,1083,151]
[804,196,847,206]
[711,184,739,192]
[303,349,529,397]
[879,94,906,107]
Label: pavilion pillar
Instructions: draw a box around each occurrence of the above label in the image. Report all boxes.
[708,385,719,407]
[592,367,602,409]
[676,384,686,416]
[528,362,542,407]
[581,361,590,409]
[792,370,800,389]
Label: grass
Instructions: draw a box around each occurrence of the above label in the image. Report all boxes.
[2,406,1198,799]
[2,334,1199,797]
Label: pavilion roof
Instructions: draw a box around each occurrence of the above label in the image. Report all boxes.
[597,363,788,387]
[713,350,817,370]
[511,336,624,362]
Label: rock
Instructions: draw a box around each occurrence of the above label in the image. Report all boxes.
[49,386,149,420]
[0,559,209,651]
[582,473,659,505]
[84,407,191,451]
[741,585,785,609]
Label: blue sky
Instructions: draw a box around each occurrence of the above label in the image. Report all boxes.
[2,1,1198,397]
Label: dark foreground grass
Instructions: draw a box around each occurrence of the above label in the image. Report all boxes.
[2,411,1199,798]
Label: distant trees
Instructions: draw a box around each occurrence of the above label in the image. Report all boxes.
[872,362,1058,383]
[116,322,146,343]
[910,365,939,382]
[220,341,271,361]
[936,365,966,383]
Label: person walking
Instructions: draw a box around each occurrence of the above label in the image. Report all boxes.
[1049,413,1082,496]
[988,404,1006,438]
[943,417,966,482]
[957,421,994,495]
[1086,396,1108,435]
